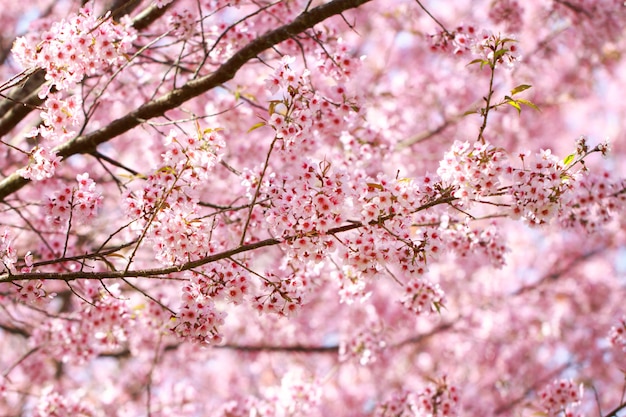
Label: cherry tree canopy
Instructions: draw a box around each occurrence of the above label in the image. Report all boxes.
[0,0,625,416]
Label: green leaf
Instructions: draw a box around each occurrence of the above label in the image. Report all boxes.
[510,84,532,95]
[467,58,489,67]
[506,99,521,114]
[494,49,508,60]
[202,127,223,134]
[247,121,266,133]
[516,98,541,112]
[563,153,576,166]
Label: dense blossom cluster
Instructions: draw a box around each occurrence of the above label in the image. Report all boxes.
[12,8,134,93]
[537,379,583,417]
[170,262,252,343]
[505,149,570,224]
[437,138,618,230]
[562,170,626,232]
[440,221,508,268]
[401,277,445,315]
[44,173,103,229]
[124,128,225,264]
[437,140,506,203]
[264,159,348,237]
[18,146,62,181]
[12,8,134,181]
[171,281,226,344]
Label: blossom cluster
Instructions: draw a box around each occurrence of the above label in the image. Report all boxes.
[171,282,226,344]
[33,387,97,417]
[430,24,479,56]
[609,315,626,352]
[44,173,103,229]
[506,149,571,223]
[206,20,255,60]
[169,262,250,344]
[375,390,416,417]
[439,220,508,268]
[32,284,133,364]
[264,158,348,238]
[168,8,197,39]
[12,7,134,94]
[18,146,62,181]
[315,38,363,81]
[401,277,445,315]
[0,229,18,275]
[339,325,387,365]
[15,277,46,305]
[537,379,583,417]
[561,170,626,232]
[376,380,460,417]
[437,140,506,204]
[124,128,224,264]
[436,139,615,230]
[253,269,306,317]
[12,8,134,180]
[264,55,360,149]
[430,25,521,67]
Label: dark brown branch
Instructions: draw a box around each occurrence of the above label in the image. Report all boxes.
[109,0,143,22]
[131,2,173,31]
[0,323,30,337]
[0,0,373,202]
[216,343,338,353]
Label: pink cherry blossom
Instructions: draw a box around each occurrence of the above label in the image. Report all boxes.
[0,0,623,416]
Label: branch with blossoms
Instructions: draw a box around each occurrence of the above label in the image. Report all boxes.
[0,1,167,139]
[0,192,457,283]
[0,0,373,201]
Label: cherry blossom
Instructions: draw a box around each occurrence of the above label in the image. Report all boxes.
[0,0,624,416]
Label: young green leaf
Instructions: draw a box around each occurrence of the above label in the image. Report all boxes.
[506,99,522,114]
[511,84,532,95]
[247,121,266,133]
[516,98,541,112]
[467,58,489,67]
[563,153,576,166]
